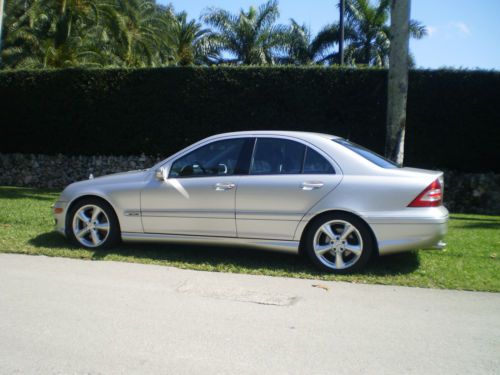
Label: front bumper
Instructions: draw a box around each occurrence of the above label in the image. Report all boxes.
[53,201,68,236]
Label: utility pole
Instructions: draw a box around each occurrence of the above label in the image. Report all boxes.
[339,0,345,65]
[385,0,410,165]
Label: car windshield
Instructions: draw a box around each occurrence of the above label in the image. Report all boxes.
[334,139,400,168]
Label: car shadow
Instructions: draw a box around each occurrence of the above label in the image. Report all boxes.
[364,251,420,276]
[29,231,69,247]
[29,231,420,277]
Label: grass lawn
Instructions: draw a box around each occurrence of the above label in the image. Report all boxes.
[0,186,498,292]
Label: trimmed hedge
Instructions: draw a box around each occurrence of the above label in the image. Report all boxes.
[1,67,499,172]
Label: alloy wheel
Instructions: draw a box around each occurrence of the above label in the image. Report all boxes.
[72,204,110,248]
[312,219,364,270]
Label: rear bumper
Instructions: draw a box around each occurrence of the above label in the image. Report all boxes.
[363,207,449,256]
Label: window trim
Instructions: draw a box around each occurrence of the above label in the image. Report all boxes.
[156,134,342,180]
[248,138,258,176]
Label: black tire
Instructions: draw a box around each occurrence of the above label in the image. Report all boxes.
[66,197,120,249]
[303,212,374,274]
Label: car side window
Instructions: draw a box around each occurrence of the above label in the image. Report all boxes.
[250,138,306,175]
[303,147,335,174]
[170,138,247,178]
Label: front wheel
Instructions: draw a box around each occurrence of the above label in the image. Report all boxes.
[67,198,120,249]
[303,213,374,274]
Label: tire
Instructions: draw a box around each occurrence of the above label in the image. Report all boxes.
[66,197,120,249]
[303,212,374,274]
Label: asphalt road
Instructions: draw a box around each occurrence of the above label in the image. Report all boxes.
[0,253,499,375]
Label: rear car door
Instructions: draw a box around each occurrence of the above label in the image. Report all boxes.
[235,137,342,240]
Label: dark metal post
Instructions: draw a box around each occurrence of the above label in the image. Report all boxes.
[339,0,345,65]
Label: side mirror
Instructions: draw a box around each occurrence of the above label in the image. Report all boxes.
[155,167,167,181]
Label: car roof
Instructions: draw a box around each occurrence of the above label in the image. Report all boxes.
[208,130,342,142]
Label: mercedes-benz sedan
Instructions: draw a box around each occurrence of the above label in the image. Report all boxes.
[53,131,448,273]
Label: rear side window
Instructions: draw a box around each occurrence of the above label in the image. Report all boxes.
[249,138,335,175]
[303,148,335,174]
[250,138,305,175]
[334,139,400,169]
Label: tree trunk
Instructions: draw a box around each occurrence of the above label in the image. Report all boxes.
[364,42,371,65]
[385,0,410,165]
[0,0,5,64]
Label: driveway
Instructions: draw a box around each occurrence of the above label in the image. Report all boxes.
[0,253,499,374]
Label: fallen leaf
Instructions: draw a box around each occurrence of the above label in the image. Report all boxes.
[312,284,329,291]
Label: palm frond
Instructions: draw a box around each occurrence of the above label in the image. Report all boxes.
[409,19,427,39]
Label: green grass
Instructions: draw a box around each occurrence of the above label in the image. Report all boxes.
[0,186,499,292]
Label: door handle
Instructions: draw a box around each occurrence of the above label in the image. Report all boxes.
[301,181,324,190]
[215,182,236,191]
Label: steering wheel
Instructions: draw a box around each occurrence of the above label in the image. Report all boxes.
[179,161,207,177]
[192,161,207,174]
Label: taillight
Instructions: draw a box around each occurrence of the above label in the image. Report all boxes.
[408,178,443,207]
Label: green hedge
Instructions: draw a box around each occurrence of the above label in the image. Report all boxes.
[1,67,499,172]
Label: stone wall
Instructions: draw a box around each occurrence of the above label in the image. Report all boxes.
[0,153,163,189]
[0,153,499,214]
[444,172,500,215]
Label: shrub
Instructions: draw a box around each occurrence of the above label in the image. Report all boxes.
[0,67,498,172]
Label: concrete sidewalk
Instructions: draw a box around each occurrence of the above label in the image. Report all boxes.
[0,253,499,374]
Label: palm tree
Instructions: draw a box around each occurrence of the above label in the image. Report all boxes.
[2,0,106,68]
[167,11,210,66]
[103,0,172,67]
[2,0,176,69]
[309,21,355,65]
[313,0,426,66]
[201,0,289,65]
[283,18,355,65]
[280,19,314,65]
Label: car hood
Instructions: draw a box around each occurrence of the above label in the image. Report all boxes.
[77,169,149,186]
[59,170,150,201]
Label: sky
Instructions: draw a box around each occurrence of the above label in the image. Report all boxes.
[158,0,500,70]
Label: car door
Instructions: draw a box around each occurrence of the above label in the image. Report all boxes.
[235,137,342,240]
[141,137,253,237]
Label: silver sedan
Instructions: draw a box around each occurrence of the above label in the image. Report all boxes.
[53,131,448,273]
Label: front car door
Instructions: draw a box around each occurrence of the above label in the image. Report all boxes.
[141,137,253,237]
[235,137,342,240]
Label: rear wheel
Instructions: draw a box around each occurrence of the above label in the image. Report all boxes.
[67,198,120,249]
[303,213,373,274]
